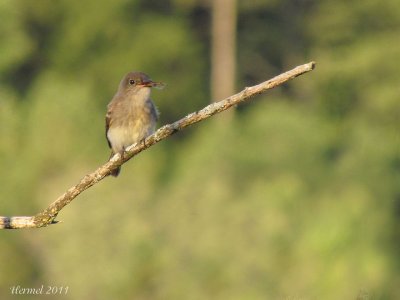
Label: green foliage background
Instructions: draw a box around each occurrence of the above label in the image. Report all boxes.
[1,0,399,299]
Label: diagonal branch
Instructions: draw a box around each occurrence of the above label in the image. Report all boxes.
[0,62,316,229]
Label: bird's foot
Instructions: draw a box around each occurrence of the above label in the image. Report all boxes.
[139,138,147,147]
[118,150,126,160]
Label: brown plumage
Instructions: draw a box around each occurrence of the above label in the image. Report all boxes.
[106,72,163,177]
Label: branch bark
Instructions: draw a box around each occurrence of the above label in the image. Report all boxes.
[0,62,316,229]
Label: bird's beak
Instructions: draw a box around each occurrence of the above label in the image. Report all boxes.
[140,80,166,90]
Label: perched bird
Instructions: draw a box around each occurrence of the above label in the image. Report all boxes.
[106,71,164,177]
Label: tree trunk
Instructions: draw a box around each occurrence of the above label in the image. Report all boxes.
[211,0,237,106]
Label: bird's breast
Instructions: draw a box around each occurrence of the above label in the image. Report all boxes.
[107,102,157,153]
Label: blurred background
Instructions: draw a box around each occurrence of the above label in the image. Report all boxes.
[1,0,399,299]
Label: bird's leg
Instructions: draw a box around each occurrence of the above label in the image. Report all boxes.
[119,149,126,160]
[140,138,147,147]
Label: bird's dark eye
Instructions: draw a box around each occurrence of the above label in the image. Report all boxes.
[129,79,135,85]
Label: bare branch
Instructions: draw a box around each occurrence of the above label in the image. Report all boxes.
[0,62,316,229]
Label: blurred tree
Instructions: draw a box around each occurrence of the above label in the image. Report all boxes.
[308,0,400,124]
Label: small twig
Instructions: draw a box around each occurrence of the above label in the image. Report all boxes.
[0,62,316,229]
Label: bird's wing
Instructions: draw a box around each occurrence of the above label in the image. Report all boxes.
[105,103,113,149]
[149,99,159,122]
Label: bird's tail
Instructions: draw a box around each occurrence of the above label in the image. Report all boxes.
[110,166,121,177]
[109,151,121,177]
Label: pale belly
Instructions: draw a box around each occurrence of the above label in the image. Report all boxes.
[107,122,155,153]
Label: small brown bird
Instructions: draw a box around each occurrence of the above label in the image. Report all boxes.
[106,71,164,177]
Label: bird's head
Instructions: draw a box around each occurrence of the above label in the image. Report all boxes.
[119,72,165,93]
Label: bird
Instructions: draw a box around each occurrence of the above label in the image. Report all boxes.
[105,71,164,177]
